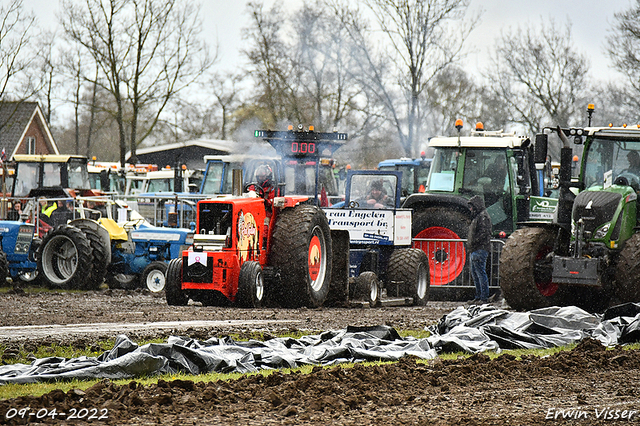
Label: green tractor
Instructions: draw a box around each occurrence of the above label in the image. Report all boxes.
[500,109,640,312]
[402,122,558,298]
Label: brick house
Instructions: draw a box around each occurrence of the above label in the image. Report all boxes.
[0,101,59,160]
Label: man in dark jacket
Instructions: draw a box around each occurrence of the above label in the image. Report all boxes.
[467,195,492,303]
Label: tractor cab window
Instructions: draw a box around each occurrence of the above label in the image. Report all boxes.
[584,139,640,190]
[67,158,90,189]
[202,162,225,194]
[147,178,172,193]
[13,162,40,196]
[42,163,62,187]
[349,174,397,209]
[461,149,512,232]
[427,149,458,191]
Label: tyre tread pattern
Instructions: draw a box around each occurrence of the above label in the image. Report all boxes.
[499,227,571,311]
[73,222,109,290]
[270,205,332,308]
[387,248,430,305]
[38,225,93,290]
[165,258,188,306]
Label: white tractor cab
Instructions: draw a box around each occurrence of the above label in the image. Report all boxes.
[11,154,100,200]
[125,167,203,196]
[87,161,144,195]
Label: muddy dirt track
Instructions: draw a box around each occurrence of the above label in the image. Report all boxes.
[2,289,640,425]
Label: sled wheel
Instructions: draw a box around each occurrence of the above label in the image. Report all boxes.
[270,205,332,308]
[412,208,470,285]
[165,258,188,306]
[38,225,92,289]
[71,220,110,290]
[142,261,168,293]
[106,273,139,290]
[387,248,430,305]
[499,227,571,311]
[353,271,381,308]
[237,261,264,308]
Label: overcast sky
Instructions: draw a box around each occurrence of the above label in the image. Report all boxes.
[30,0,633,81]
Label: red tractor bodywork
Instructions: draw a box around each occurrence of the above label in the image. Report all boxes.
[180,195,309,302]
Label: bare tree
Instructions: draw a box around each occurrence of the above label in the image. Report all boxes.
[607,1,640,122]
[335,0,478,156]
[0,0,39,134]
[242,1,293,128]
[60,0,214,166]
[211,72,244,140]
[485,19,590,134]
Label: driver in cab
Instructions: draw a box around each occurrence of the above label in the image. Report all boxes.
[366,180,393,209]
[626,151,640,175]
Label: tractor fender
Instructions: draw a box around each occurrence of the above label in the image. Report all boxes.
[402,193,472,218]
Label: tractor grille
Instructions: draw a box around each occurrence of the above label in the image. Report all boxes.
[572,191,622,235]
[183,255,213,283]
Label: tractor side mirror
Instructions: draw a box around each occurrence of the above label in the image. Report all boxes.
[534,134,548,164]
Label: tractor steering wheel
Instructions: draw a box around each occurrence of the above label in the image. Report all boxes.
[243,182,266,198]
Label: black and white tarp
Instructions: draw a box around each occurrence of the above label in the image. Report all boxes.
[3,303,640,383]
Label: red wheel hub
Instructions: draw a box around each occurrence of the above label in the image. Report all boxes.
[412,226,465,285]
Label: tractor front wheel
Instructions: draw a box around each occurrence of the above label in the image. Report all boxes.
[106,273,139,290]
[165,258,188,306]
[352,271,380,308]
[500,227,571,311]
[615,233,640,303]
[237,261,264,308]
[412,208,470,286]
[142,261,168,293]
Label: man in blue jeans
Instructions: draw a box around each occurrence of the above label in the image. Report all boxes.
[467,195,492,303]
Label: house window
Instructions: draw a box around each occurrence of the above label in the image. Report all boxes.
[26,137,36,154]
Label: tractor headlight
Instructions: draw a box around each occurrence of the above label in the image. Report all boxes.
[186,232,194,245]
[594,223,611,239]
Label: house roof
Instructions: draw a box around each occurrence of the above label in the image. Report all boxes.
[127,139,238,158]
[0,101,57,157]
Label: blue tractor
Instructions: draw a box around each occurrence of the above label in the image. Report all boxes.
[0,221,39,286]
[104,219,194,292]
[377,153,432,200]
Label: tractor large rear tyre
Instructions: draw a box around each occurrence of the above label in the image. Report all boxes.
[270,205,332,308]
[615,232,640,303]
[38,225,93,290]
[387,249,430,305]
[165,258,188,306]
[71,220,110,290]
[412,208,470,286]
[500,227,572,311]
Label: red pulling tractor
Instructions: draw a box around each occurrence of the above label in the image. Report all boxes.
[165,128,347,307]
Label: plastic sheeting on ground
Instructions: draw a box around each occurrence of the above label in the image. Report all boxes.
[426,303,640,354]
[4,303,640,383]
[0,325,437,384]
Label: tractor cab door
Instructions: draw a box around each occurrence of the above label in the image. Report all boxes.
[460,149,514,234]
